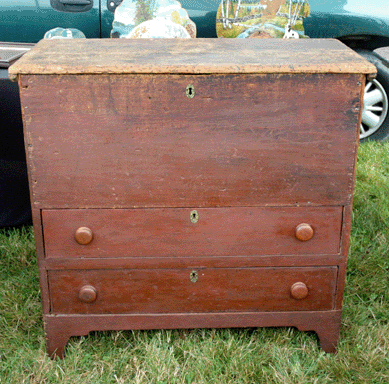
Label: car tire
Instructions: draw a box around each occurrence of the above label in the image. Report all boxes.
[356,49,389,142]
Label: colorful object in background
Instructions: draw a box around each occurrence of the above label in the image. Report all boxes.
[44,27,86,39]
[111,0,196,38]
[216,0,310,39]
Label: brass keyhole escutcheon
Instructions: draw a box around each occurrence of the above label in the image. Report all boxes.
[190,270,198,283]
[190,210,199,223]
[186,84,195,99]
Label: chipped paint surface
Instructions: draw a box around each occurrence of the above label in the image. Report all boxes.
[9,39,377,80]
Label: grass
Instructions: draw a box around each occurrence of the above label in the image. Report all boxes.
[1,141,389,383]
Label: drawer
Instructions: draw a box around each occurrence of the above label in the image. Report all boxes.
[42,206,343,259]
[48,266,338,314]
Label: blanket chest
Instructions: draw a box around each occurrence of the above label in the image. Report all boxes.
[9,38,376,358]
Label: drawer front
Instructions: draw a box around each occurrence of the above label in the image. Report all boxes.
[22,73,360,208]
[48,267,337,314]
[42,206,343,259]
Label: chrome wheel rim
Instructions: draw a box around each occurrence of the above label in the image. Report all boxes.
[361,78,388,139]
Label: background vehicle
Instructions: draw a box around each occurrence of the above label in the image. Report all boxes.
[1,0,389,227]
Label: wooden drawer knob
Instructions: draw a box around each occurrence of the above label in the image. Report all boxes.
[79,285,97,303]
[295,223,314,241]
[75,227,93,245]
[290,282,309,300]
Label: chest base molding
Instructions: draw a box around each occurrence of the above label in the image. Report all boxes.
[44,310,342,359]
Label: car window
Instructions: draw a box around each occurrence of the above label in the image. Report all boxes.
[344,0,389,18]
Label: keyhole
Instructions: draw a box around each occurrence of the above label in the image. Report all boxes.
[190,210,199,223]
[186,84,195,99]
[190,270,198,283]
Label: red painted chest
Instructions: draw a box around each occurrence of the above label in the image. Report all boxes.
[9,38,376,358]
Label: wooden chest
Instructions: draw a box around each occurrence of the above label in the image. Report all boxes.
[10,38,376,358]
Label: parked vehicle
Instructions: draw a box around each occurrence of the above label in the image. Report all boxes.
[1,0,389,226]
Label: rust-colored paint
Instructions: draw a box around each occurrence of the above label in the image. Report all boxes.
[290,281,309,300]
[43,310,343,358]
[21,73,361,208]
[74,227,93,245]
[42,207,343,259]
[48,267,337,314]
[12,39,368,358]
[295,223,314,242]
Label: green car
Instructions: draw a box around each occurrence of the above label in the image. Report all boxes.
[0,0,389,226]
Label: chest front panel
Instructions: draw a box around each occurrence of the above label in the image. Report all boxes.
[21,73,360,209]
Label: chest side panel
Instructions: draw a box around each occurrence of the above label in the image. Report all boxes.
[21,73,361,208]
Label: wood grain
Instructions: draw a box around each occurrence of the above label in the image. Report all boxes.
[21,73,361,208]
[42,206,343,259]
[15,39,366,357]
[44,310,342,358]
[44,253,344,271]
[9,39,376,80]
[48,267,337,314]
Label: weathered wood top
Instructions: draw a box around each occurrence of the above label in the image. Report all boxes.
[9,38,376,80]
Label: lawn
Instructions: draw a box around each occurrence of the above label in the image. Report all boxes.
[0,141,388,383]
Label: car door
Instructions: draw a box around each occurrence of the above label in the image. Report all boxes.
[0,0,100,43]
[304,0,389,49]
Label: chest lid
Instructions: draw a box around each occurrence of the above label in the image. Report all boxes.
[9,38,376,81]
